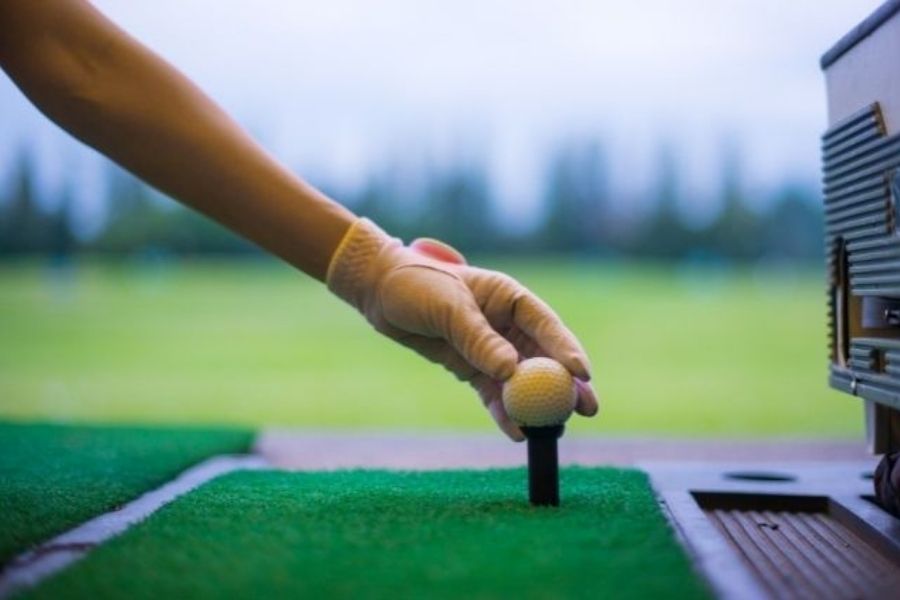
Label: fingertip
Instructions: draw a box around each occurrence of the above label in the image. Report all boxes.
[476,326,518,381]
[488,400,525,442]
[505,424,526,442]
[496,344,519,381]
[574,355,592,381]
[514,294,591,378]
[548,352,590,382]
[574,378,599,418]
[563,353,592,381]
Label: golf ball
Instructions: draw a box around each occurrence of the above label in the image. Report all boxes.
[502,357,576,427]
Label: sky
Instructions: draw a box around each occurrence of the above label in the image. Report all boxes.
[0,0,886,230]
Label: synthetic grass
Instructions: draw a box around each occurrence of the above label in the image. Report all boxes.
[0,422,252,565]
[25,468,709,599]
[0,260,858,436]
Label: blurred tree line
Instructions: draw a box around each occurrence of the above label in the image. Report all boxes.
[0,139,822,263]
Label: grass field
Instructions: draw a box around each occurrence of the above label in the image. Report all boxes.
[23,468,709,600]
[0,259,859,437]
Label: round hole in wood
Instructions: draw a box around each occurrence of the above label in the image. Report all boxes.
[723,471,796,482]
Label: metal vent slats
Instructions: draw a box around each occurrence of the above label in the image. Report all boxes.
[823,105,899,293]
[821,104,881,145]
[824,137,900,187]
[825,104,900,409]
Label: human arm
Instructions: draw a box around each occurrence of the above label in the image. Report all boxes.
[0,0,353,279]
[0,0,598,439]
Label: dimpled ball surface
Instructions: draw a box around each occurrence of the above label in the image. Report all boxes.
[502,357,576,426]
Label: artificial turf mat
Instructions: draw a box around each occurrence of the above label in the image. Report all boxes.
[25,468,710,599]
[0,421,253,565]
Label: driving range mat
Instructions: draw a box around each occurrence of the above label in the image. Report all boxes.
[22,467,710,599]
[0,422,253,565]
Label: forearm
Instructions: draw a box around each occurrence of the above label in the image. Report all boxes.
[0,0,354,279]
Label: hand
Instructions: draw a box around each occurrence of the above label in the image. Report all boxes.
[327,218,598,441]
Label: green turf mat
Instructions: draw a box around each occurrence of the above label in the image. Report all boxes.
[25,468,710,599]
[0,422,253,565]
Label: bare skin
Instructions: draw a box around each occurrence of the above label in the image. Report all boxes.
[0,0,354,280]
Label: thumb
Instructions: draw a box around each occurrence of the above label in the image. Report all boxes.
[446,301,518,381]
[409,238,467,265]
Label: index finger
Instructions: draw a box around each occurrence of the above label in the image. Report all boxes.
[512,292,592,380]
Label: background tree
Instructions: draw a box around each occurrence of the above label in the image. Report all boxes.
[540,140,608,253]
[0,152,53,256]
[635,143,691,259]
[760,183,823,263]
[0,143,825,264]
[704,141,763,261]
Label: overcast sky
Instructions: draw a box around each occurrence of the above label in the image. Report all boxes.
[0,0,885,229]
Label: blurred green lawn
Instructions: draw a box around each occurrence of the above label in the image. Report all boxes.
[0,259,860,437]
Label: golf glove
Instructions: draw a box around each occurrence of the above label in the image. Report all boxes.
[327,218,598,440]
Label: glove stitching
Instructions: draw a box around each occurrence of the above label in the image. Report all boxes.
[389,262,464,282]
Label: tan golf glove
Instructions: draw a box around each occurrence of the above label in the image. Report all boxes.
[327,218,598,440]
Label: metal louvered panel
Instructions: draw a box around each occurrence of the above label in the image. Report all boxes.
[857,381,900,410]
[832,211,888,233]
[826,178,885,204]
[835,226,886,243]
[823,126,884,164]
[853,336,900,350]
[852,273,900,286]
[849,346,874,362]
[822,105,899,295]
[847,236,897,253]
[829,368,854,394]
[825,186,886,215]
[823,111,882,146]
[850,287,900,296]
[851,245,900,262]
[849,260,898,274]
[825,200,886,226]
[825,104,900,409]
[824,137,900,189]
[822,104,881,145]
[832,339,900,409]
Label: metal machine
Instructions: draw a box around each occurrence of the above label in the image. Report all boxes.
[822,2,900,478]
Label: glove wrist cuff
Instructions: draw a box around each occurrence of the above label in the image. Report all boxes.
[326,217,398,310]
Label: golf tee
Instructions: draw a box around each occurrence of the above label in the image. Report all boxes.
[521,425,564,506]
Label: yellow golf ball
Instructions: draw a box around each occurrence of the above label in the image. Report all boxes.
[502,357,576,426]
